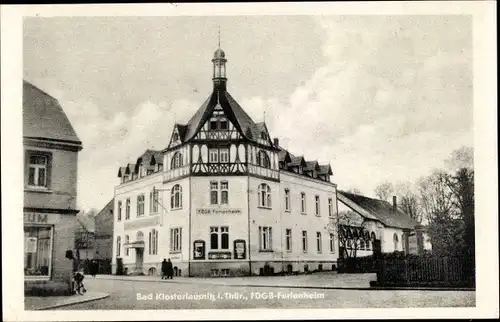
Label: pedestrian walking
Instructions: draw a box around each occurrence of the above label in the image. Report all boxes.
[166,258,174,279]
[161,258,168,280]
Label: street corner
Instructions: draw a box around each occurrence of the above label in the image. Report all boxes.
[25,292,110,311]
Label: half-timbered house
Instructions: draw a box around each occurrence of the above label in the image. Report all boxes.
[112,45,339,277]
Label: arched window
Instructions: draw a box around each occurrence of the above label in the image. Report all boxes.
[125,235,129,256]
[171,184,182,209]
[258,183,272,208]
[393,233,399,251]
[256,151,271,168]
[171,152,183,169]
[116,236,121,257]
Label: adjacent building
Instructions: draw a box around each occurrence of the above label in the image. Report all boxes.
[336,190,431,258]
[112,46,339,277]
[23,80,83,286]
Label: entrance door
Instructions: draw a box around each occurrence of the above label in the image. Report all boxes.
[135,248,144,274]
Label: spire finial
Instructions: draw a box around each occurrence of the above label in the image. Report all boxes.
[218,25,221,48]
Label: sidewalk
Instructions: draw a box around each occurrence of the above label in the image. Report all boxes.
[94,272,376,290]
[25,292,109,310]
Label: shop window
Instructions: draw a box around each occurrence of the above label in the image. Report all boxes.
[210,269,219,277]
[220,269,230,277]
[24,226,52,278]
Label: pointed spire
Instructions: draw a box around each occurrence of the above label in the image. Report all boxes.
[218,25,221,48]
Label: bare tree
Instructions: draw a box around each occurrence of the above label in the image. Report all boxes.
[346,187,362,194]
[394,181,422,223]
[334,210,371,259]
[374,181,394,201]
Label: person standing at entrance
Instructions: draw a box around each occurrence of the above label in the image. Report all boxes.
[166,258,174,279]
[161,259,168,280]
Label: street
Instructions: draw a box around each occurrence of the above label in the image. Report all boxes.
[58,277,475,310]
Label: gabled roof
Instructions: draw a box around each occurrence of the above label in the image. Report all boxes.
[318,164,333,175]
[76,212,96,233]
[95,199,114,235]
[23,80,82,146]
[289,155,307,167]
[125,163,136,174]
[176,89,277,148]
[337,191,419,230]
[175,124,188,142]
[278,149,292,163]
[117,166,127,177]
[151,151,163,165]
[304,161,320,172]
[136,149,162,169]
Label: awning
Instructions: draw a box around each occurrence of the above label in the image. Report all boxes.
[124,241,145,249]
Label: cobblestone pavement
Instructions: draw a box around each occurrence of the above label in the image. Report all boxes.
[57,277,475,310]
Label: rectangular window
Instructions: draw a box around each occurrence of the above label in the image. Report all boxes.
[210,227,219,249]
[302,230,308,253]
[210,226,229,250]
[328,198,333,217]
[116,236,121,257]
[220,268,230,277]
[209,149,219,163]
[220,120,228,130]
[125,235,129,256]
[137,194,145,217]
[150,189,159,214]
[221,227,229,249]
[329,233,335,253]
[149,229,159,255]
[259,226,273,251]
[24,226,52,278]
[284,189,290,212]
[285,229,292,251]
[316,232,322,253]
[221,181,229,204]
[220,148,229,163]
[170,228,182,252]
[315,195,320,216]
[301,192,306,214]
[210,269,219,277]
[27,154,49,187]
[210,181,218,205]
[117,201,122,221]
[125,199,130,220]
[210,121,218,130]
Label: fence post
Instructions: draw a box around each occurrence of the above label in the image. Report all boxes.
[405,259,410,285]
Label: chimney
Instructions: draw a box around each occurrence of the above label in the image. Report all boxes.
[273,138,280,147]
[392,196,397,211]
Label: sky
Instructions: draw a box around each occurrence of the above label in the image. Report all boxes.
[23,15,473,212]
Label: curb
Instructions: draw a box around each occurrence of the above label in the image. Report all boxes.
[34,293,110,310]
[97,277,476,292]
[97,277,373,290]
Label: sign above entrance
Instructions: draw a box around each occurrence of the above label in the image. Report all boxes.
[196,208,242,215]
[24,213,48,224]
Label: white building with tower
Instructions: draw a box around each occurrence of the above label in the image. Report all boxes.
[112,43,339,277]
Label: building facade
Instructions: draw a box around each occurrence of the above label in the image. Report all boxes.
[23,81,83,286]
[336,191,431,258]
[112,46,339,277]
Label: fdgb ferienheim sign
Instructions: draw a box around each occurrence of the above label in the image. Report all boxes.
[196,208,242,215]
